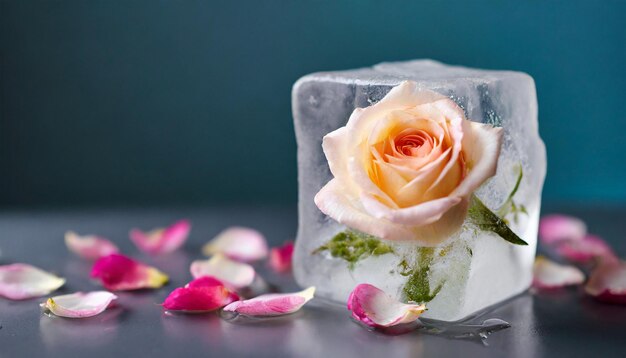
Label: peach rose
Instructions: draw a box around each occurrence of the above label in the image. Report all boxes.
[314,81,503,245]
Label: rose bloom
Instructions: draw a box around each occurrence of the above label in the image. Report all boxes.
[314,81,503,245]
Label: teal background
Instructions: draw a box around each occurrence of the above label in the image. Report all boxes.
[1,0,625,207]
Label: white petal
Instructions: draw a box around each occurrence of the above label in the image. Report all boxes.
[532,256,585,289]
[585,261,626,304]
[42,291,117,318]
[223,287,315,316]
[202,227,268,262]
[190,254,255,289]
[0,264,66,300]
[451,120,503,198]
[65,231,119,260]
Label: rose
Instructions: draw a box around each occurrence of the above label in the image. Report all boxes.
[314,81,503,245]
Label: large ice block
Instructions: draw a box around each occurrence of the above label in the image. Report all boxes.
[292,60,546,321]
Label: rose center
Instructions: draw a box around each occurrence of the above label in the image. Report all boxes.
[394,130,433,158]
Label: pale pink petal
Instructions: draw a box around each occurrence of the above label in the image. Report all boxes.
[0,264,66,300]
[90,254,169,291]
[538,214,587,244]
[130,219,190,255]
[450,120,503,198]
[202,227,268,262]
[223,287,315,316]
[347,283,426,328]
[532,256,585,289]
[190,254,255,289]
[585,261,626,304]
[65,231,119,260]
[41,291,117,318]
[556,235,618,264]
[269,241,294,273]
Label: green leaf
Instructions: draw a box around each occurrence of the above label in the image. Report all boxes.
[313,230,394,268]
[468,194,528,246]
[496,164,529,225]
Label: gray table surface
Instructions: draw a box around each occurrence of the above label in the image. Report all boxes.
[0,204,625,358]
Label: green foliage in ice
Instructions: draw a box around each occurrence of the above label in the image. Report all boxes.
[314,230,393,269]
[403,247,444,303]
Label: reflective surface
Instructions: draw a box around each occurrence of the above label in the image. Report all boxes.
[0,205,625,357]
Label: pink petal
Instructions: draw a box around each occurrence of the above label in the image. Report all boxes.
[186,276,240,302]
[129,219,190,255]
[90,254,169,291]
[0,264,66,300]
[539,214,586,244]
[223,287,315,316]
[585,261,626,304]
[190,254,255,289]
[162,281,238,312]
[269,241,294,273]
[532,256,585,289]
[556,235,618,264]
[202,227,268,262]
[41,291,117,318]
[65,231,120,260]
[347,283,426,328]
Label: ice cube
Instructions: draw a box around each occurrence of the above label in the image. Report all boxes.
[292,60,546,321]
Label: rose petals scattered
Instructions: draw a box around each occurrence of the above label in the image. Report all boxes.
[162,277,239,312]
[347,283,426,328]
[130,219,190,255]
[539,214,586,244]
[91,254,168,291]
[585,261,626,304]
[269,241,294,273]
[0,264,66,300]
[190,254,255,289]
[556,235,618,264]
[202,227,268,262]
[41,291,117,318]
[65,231,120,260]
[532,256,585,289]
[223,287,315,316]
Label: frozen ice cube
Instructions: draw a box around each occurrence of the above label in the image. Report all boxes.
[292,59,546,321]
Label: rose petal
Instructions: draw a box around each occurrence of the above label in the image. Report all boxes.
[65,231,120,260]
[190,254,255,289]
[556,235,618,264]
[532,256,585,289]
[539,214,587,244]
[202,227,268,262]
[269,241,294,273]
[91,254,169,291]
[162,277,239,312]
[0,264,66,300]
[130,219,190,255]
[223,287,315,316]
[585,261,626,304]
[41,291,117,318]
[347,283,426,328]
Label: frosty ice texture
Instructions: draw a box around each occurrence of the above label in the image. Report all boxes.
[292,60,546,321]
